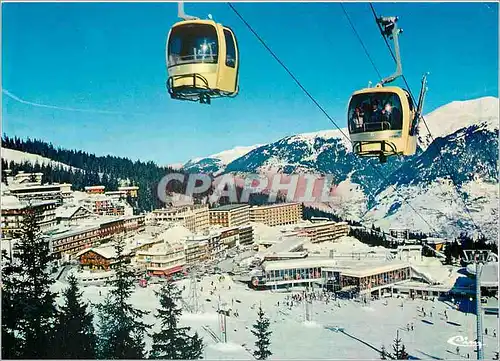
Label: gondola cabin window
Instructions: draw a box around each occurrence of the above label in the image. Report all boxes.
[349,92,403,134]
[223,29,236,68]
[168,24,219,67]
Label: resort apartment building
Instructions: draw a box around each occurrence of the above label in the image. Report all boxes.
[4,171,72,205]
[1,196,58,238]
[209,204,250,227]
[7,182,72,205]
[184,238,209,265]
[295,221,350,243]
[49,215,146,259]
[249,202,302,227]
[82,195,133,217]
[210,204,250,227]
[238,224,254,245]
[151,204,209,233]
[135,242,186,277]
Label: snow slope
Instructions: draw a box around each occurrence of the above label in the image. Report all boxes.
[1,148,79,171]
[183,144,264,175]
[418,96,499,149]
[51,273,500,360]
[210,145,266,165]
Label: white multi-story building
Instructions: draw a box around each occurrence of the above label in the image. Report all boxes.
[135,242,186,277]
[249,203,302,226]
[209,204,250,227]
[151,204,209,233]
[1,195,57,238]
[294,221,350,243]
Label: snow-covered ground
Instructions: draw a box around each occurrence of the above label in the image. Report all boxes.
[52,273,500,360]
[303,236,388,256]
[1,148,79,171]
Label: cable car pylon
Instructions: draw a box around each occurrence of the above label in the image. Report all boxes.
[347,15,429,163]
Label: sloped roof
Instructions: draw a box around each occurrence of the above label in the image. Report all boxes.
[55,205,92,219]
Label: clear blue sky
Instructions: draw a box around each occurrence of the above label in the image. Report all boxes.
[2,2,498,165]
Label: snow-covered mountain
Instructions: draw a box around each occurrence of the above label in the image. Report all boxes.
[418,96,499,149]
[183,144,264,175]
[185,96,499,241]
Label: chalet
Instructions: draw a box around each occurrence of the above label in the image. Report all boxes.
[55,205,93,225]
[76,246,131,271]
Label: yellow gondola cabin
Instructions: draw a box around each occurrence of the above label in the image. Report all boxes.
[347,15,428,163]
[166,17,239,104]
[347,85,418,160]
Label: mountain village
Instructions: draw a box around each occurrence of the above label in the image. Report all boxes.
[1,159,498,359]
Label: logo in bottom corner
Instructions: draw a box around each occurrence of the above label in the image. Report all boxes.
[447,335,482,349]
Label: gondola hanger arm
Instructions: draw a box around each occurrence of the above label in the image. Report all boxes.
[178,2,199,21]
[378,16,403,86]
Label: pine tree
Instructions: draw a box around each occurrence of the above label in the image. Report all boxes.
[1,207,58,358]
[400,344,409,360]
[392,330,402,359]
[55,274,97,358]
[96,238,150,359]
[380,345,387,359]
[251,305,272,360]
[391,330,409,360]
[150,281,204,359]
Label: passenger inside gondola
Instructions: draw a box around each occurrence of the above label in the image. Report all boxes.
[369,99,382,123]
[381,101,402,129]
[348,92,403,133]
[350,106,364,132]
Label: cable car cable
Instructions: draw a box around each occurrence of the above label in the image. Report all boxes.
[339,3,383,81]
[227,2,442,237]
[368,2,486,239]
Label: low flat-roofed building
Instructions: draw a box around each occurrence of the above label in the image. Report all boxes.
[389,228,410,240]
[424,237,449,253]
[85,185,105,194]
[48,214,145,259]
[251,256,411,295]
[210,204,250,227]
[105,190,127,201]
[256,236,305,261]
[295,221,349,243]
